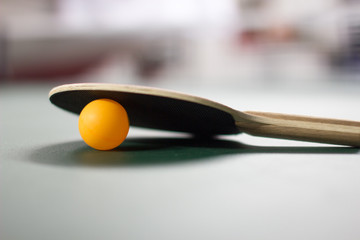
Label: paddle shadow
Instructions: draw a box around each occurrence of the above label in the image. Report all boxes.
[30,137,359,167]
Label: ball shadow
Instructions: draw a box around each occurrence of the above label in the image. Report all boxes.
[30,137,359,168]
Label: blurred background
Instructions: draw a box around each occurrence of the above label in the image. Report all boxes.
[1,0,360,88]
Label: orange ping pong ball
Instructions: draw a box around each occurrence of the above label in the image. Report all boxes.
[78,99,129,150]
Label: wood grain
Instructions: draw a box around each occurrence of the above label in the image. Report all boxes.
[239,111,360,147]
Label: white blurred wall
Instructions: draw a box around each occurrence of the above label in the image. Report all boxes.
[1,0,359,86]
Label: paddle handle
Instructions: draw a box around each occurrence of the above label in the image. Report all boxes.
[237,111,360,147]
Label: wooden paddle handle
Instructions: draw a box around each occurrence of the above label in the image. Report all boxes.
[237,111,360,147]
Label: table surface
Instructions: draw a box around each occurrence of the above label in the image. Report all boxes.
[1,82,360,240]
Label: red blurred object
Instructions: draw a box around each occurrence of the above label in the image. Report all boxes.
[8,56,105,79]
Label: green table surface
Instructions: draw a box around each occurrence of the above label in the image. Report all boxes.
[1,82,360,240]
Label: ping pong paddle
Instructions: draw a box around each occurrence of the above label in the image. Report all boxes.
[49,83,360,147]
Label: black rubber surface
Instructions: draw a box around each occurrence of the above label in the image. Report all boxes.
[50,90,240,135]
